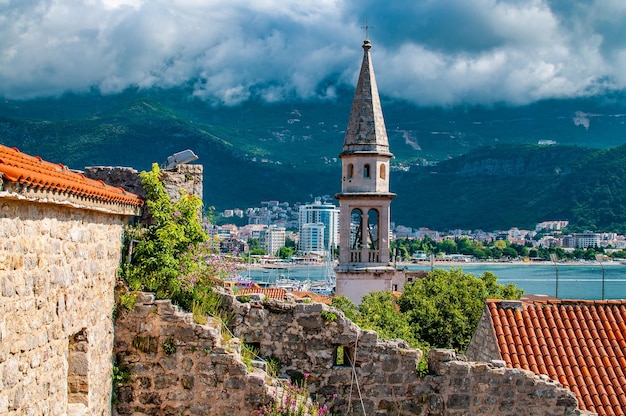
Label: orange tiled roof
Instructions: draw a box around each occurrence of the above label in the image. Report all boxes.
[289,290,333,305]
[0,144,143,207]
[237,287,287,300]
[488,299,626,416]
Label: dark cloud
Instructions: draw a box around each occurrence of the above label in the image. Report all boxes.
[0,0,625,106]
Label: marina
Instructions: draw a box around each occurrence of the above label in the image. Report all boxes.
[241,261,626,301]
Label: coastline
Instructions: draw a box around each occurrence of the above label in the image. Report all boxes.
[396,259,624,268]
[243,259,624,270]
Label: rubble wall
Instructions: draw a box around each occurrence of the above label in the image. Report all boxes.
[84,164,203,204]
[112,292,269,416]
[225,293,583,415]
[113,290,585,416]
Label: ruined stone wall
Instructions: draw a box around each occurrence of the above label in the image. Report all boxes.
[84,164,203,204]
[0,199,128,415]
[113,292,271,416]
[113,291,585,415]
[160,164,203,203]
[225,293,584,416]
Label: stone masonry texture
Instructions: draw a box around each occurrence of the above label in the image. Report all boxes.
[0,198,128,415]
[113,292,270,416]
[114,289,588,416]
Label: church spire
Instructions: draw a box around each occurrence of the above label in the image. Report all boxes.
[341,38,391,156]
[335,37,396,305]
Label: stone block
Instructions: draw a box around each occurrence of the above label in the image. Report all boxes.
[153,373,179,389]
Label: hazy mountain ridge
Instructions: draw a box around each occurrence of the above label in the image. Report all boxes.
[2,87,626,231]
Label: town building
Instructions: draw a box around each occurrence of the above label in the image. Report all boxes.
[335,37,397,304]
[297,197,339,254]
[261,225,286,257]
[536,220,569,232]
[299,222,326,255]
[0,144,143,415]
[563,232,602,249]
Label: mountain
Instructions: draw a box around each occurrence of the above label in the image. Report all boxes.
[2,87,626,231]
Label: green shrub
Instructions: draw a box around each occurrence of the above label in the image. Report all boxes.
[320,310,338,322]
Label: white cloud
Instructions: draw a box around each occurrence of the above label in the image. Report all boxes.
[0,0,625,106]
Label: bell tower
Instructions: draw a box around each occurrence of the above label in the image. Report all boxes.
[335,37,396,304]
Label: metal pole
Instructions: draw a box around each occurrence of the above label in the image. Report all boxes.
[596,254,605,301]
[550,253,559,299]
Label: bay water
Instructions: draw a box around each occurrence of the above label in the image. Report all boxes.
[246,262,626,300]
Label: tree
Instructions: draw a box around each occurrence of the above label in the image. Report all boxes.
[456,237,473,255]
[250,248,267,256]
[277,246,293,259]
[502,246,518,259]
[121,163,241,315]
[123,163,206,298]
[331,296,358,322]
[248,238,262,250]
[285,237,297,249]
[438,239,457,254]
[398,268,523,352]
[493,240,507,250]
[357,291,418,346]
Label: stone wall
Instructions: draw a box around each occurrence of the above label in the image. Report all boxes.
[112,292,271,416]
[114,289,585,416]
[465,304,502,364]
[160,164,203,203]
[0,199,129,415]
[225,292,584,415]
[84,164,203,204]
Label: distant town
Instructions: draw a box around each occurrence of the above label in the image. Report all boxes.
[207,196,626,262]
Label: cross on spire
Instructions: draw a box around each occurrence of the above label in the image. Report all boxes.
[361,18,373,40]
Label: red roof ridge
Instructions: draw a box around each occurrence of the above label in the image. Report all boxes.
[485,297,626,415]
[0,144,143,210]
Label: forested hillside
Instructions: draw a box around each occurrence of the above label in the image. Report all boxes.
[2,88,626,231]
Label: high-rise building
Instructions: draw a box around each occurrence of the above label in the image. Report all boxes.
[299,223,326,255]
[298,198,339,254]
[261,226,286,257]
[335,37,397,304]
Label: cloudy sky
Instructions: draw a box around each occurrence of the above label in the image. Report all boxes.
[2,0,626,106]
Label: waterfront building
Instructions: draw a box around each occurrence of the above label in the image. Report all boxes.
[299,222,326,255]
[219,237,248,254]
[298,198,340,254]
[563,231,602,249]
[335,36,397,304]
[261,225,286,257]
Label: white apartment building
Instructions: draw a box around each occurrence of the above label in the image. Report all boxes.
[298,199,340,254]
[563,232,602,249]
[299,223,326,255]
[261,226,286,256]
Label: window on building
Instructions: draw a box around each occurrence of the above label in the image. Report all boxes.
[380,164,386,180]
[350,209,363,250]
[367,209,379,250]
[347,163,354,179]
[363,164,370,178]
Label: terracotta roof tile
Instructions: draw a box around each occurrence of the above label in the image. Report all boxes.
[0,144,143,207]
[288,290,333,305]
[486,299,626,416]
[237,287,287,300]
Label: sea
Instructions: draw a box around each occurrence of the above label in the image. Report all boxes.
[244,262,626,301]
